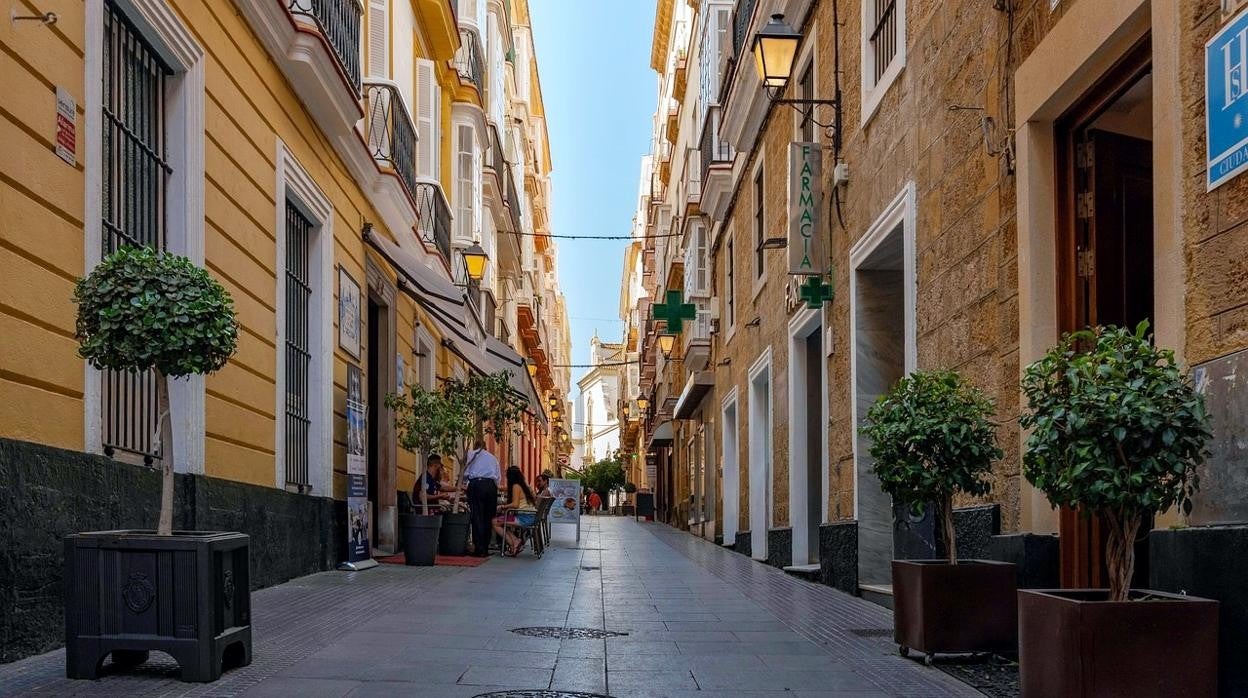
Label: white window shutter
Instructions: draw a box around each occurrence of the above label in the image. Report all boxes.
[368,0,388,79]
[416,59,438,178]
[455,124,475,242]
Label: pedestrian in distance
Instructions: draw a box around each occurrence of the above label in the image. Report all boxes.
[462,440,501,557]
[588,490,602,515]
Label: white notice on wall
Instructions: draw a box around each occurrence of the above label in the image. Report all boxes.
[55,87,76,166]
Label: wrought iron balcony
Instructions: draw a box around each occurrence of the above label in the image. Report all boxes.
[363,81,418,202]
[288,0,362,94]
[700,105,732,184]
[415,181,453,263]
[455,28,485,93]
[731,0,759,73]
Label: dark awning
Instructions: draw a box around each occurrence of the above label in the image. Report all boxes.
[365,228,544,419]
[674,371,714,419]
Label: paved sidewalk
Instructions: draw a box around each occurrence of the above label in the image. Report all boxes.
[0,517,977,697]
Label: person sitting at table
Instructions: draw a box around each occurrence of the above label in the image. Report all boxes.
[413,454,457,513]
[493,465,536,556]
[534,472,553,498]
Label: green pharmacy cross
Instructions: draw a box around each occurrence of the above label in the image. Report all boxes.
[798,275,834,309]
[652,290,697,335]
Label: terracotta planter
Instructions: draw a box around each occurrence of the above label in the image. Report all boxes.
[1019,589,1218,697]
[892,559,1017,661]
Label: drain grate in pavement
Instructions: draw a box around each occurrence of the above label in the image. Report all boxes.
[472,692,615,698]
[849,628,894,638]
[509,627,627,639]
[580,565,601,571]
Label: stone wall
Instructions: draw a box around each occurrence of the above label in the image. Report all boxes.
[0,438,344,664]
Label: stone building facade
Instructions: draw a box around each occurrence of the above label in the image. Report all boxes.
[630,0,1248,661]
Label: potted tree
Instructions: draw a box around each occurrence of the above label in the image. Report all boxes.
[66,247,245,682]
[388,370,525,563]
[860,369,1015,663]
[1018,322,1216,697]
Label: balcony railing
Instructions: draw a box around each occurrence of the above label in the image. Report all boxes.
[731,0,759,71]
[455,28,485,94]
[683,308,713,349]
[415,181,453,263]
[288,0,362,94]
[700,105,732,184]
[504,162,522,234]
[364,81,418,202]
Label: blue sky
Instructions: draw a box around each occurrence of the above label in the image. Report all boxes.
[528,0,657,404]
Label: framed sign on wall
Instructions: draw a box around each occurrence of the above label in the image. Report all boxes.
[338,267,361,360]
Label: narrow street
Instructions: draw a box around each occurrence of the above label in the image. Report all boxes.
[1,518,976,698]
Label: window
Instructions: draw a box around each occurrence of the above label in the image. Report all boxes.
[284,201,313,488]
[753,166,765,279]
[100,0,172,461]
[416,59,439,179]
[726,235,736,328]
[367,0,388,79]
[684,220,709,297]
[455,123,476,242]
[415,331,435,390]
[698,4,731,109]
[797,61,815,141]
[862,0,906,123]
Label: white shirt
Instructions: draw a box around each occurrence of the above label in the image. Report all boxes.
[463,448,500,482]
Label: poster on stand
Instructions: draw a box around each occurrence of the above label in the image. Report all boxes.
[548,478,582,541]
[345,364,370,563]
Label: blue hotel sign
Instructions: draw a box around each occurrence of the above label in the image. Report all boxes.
[1207,9,1248,190]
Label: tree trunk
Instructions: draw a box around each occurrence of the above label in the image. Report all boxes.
[941,494,957,565]
[1105,510,1141,603]
[154,372,174,536]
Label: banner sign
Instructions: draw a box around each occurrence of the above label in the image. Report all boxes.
[345,364,371,563]
[548,478,582,541]
[1206,8,1248,190]
[788,142,825,274]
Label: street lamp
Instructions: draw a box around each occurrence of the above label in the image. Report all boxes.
[748,13,842,150]
[527,361,537,378]
[657,333,676,358]
[548,396,558,409]
[637,397,649,411]
[461,241,488,282]
[551,408,560,420]
[752,14,802,90]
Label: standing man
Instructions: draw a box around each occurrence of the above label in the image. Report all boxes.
[463,439,501,557]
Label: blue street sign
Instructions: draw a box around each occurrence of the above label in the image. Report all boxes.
[1207,8,1248,190]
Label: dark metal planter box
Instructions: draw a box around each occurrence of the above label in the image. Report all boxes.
[65,530,253,682]
[1019,588,1218,697]
[892,559,1017,660]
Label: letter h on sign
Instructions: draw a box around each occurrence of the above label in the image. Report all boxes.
[1206,10,1248,190]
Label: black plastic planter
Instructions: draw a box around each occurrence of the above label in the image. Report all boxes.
[65,530,252,682]
[438,511,471,556]
[401,513,441,566]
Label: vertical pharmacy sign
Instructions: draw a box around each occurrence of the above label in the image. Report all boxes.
[788,142,825,274]
[1207,8,1248,190]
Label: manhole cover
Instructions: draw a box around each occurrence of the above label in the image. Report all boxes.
[580,565,600,571]
[850,628,894,638]
[509,627,627,639]
[472,692,614,698]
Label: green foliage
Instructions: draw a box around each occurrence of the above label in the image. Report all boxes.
[861,370,1002,514]
[387,370,527,463]
[579,457,626,495]
[74,246,239,378]
[623,482,638,494]
[1019,322,1211,521]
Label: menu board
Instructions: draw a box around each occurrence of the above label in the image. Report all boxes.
[547,478,582,542]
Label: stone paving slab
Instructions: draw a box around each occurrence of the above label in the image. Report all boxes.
[0,517,981,697]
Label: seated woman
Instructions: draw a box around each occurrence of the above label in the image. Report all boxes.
[413,454,457,513]
[493,465,536,556]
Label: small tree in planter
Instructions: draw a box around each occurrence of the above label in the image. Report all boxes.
[1017,322,1217,696]
[861,369,1015,661]
[68,246,247,681]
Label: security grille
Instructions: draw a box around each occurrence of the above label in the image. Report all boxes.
[870,0,899,84]
[100,0,172,462]
[285,201,313,489]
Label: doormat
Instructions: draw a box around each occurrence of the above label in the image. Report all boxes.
[376,553,488,568]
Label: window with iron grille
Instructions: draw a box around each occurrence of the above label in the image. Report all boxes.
[868,0,899,84]
[100,0,172,462]
[798,61,815,141]
[284,201,313,489]
[753,167,765,279]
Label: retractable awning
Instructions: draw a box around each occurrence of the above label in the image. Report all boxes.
[648,421,674,447]
[365,228,544,419]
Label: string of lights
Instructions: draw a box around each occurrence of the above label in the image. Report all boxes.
[503,230,684,240]
[546,360,640,368]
